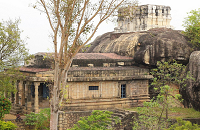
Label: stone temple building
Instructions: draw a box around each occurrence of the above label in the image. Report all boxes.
[10,4,173,113]
[11,52,152,113]
[114,4,172,32]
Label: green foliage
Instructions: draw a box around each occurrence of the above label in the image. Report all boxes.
[24,108,50,130]
[0,95,11,120]
[182,8,200,49]
[132,60,195,129]
[0,120,17,130]
[0,19,29,69]
[0,77,16,96]
[0,19,30,94]
[150,60,193,120]
[133,101,167,130]
[24,112,38,126]
[167,118,200,130]
[69,110,120,130]
[150,60,190,88]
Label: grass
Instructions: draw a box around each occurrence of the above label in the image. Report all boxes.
[126,107,200,119]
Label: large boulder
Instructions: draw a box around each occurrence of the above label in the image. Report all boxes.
[182,51,200,111]
[85,28,193,66]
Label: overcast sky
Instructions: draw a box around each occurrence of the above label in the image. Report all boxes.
[0,0,199,54]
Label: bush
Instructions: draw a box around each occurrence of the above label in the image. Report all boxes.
[0,120,17,130]
[132,101,167,130]
[0,96,11,120]
[69,110,120,130]
[24,108,50,130]
[167,118,200,130]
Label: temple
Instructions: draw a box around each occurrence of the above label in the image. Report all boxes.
[10,4,173,113]
[11,52,152,113]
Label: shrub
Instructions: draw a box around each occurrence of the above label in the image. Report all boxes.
[24,108,50,130]
[0,96,11,120]
[0,120,17,130]
[167,118,200,130]
[69,110,120,130]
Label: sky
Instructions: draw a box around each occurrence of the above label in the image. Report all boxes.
[0,0,200,54]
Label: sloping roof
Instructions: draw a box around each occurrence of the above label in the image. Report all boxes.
[73,53,133,60]
[34,52,133,60]
[19,67,52,73]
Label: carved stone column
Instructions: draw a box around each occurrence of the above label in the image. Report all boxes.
[21,81,26,106]
[26,82,32,111]
[15,81,20,105]
[11,92,15,103]
[34,82,40,113]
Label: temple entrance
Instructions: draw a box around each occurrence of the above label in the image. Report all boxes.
[121,84,126,98]
[31,83,49,98]
[31,83,50,108]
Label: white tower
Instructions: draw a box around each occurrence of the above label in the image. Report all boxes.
[114,4,172,33]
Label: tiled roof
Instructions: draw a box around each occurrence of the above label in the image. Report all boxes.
[34,52,133,60]
[73,53,133,60]
[19,67,52,73]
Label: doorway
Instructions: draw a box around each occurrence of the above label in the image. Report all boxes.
[121,84,126,98]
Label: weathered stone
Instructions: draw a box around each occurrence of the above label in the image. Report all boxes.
[85,28,193,66]
[134,28,192,65]
[182,51,200,111]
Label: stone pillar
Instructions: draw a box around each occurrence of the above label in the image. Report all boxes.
[26,82,32,111]
[34,82,40,113]
[11,92,15,103]
[21,81,26,106]
[18,80,23,105]
[15,81,20,105]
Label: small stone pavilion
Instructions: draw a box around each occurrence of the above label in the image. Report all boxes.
[12,52,152,113]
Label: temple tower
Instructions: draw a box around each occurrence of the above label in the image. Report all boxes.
[114,4,172,33]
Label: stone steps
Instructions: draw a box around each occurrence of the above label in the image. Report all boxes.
[111,109,138,130]
[11,104,23,114]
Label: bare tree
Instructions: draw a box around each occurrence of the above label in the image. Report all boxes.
[35,0,138,129]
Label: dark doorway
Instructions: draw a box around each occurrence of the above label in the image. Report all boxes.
[121,84,126,98]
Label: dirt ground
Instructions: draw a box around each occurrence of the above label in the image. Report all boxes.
[4,114,25,120]
[4,114,17,120]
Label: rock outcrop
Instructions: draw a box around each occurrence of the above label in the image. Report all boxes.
[85,28,192,66]
[182,51,200,111]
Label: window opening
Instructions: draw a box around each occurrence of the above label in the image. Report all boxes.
[89,86,99,90]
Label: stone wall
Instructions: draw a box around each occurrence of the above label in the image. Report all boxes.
[66,80,149,100]
[57,109,138,130]
[67,81,119,99]
[58,111,92,129]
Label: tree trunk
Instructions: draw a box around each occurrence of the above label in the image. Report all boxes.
[50,109,58,130]
[50,61,60,130]
[50,83,59,130]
